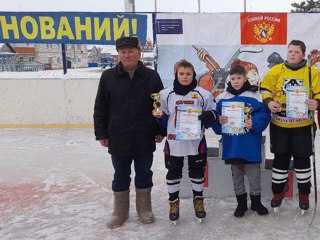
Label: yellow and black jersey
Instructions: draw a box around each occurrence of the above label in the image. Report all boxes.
[260,63,320,128]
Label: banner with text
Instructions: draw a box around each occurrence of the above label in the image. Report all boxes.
[241,13,287,45]
[156,13,320,88]
[0,12,147,45]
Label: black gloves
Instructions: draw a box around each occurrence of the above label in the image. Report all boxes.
[198,110,217,127]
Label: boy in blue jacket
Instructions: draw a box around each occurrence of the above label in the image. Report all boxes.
[213,65,270,217]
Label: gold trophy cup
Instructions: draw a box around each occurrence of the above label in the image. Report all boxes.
[151,93,163,117]
[244,106,253,120]
[273,89,282,112]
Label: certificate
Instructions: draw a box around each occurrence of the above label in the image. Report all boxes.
[176,105,202,140]
[286,86,309,119]
[222,102,245,135]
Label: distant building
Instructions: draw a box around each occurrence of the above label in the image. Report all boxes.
[1,40,155,71]
[87,40,155,68]
[87,45,118,67]
[13,46,46,71]
[64,44,89,69]
[88,45,102,64]
[11,43,89,70]
[0,43,17,72]
[100,45,118,67]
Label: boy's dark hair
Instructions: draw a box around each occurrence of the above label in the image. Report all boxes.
[176,61,195,73]
[230,64,246,77]
[289,40,306,54]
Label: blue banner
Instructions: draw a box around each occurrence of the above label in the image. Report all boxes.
[0,12,147,45]
[156,19,183,34]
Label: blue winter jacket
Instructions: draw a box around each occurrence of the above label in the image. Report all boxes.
[213,91,270,163]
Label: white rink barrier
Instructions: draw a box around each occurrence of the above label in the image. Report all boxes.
[0,79,99,125]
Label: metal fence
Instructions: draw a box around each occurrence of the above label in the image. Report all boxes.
[0,43,110,79]
[0,42,155,79]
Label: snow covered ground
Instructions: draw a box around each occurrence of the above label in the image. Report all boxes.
[0,128,320,240]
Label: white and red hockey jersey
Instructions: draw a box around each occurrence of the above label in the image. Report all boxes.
[160,86,216,157]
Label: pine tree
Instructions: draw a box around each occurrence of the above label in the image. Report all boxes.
[291,0,320,13]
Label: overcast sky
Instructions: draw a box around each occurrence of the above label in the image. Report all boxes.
[2,0,299,12]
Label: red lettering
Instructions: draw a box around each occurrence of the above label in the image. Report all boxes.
[183,100,194,104]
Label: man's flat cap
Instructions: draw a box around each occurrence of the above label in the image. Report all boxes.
[116,37,141,51]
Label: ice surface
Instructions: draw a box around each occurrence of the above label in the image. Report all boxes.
[0,128,319,240]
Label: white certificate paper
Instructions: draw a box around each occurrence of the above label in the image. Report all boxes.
[222,102,245,134]
[286,86,309,119]
[176,105,202,140]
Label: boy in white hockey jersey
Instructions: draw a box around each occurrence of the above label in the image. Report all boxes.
[155,61,217,223]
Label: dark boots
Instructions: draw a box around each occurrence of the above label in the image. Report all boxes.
[234,193,268,217]
[250,194,269,215]
[234,193,248,217]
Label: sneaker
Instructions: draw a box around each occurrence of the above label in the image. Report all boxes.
[299,192,310,211]
[193,196,206,219]
[169,199,180,222]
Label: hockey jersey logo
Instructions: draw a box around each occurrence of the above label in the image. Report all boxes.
[282,78,303,93]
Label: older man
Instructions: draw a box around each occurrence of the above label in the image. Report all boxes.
[94,36,164,228]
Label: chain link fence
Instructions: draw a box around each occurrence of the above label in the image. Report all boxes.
[0,42,155,79]
[0,43,111,79]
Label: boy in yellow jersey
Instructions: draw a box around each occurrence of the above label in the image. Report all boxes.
[260,40,320,212]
